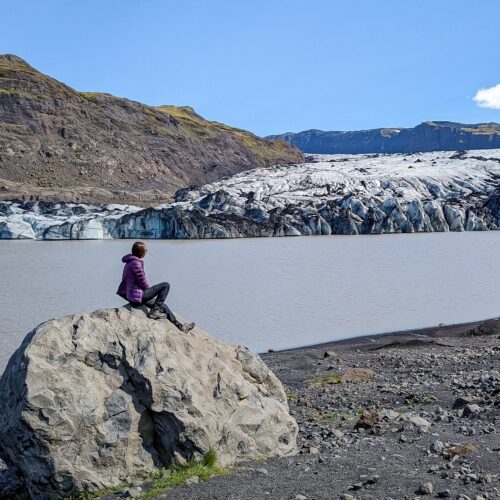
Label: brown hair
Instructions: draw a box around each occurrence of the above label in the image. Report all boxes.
[131,241,147,258]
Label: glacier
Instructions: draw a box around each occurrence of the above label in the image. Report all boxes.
[1,149,499,240]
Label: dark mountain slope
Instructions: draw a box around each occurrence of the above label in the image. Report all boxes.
[0,55,302,203]
[268,121,500,154]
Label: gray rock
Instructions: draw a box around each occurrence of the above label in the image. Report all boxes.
[0,467,24,498]
[323,350,337,358]
[462,404,481,417]
[437,491,451,498]
[418,482,433,494]
[0,307,297,498]
[430,440,444,453]
[341,368,376,383]
[363,474,379,485]
[354,410,379,430]
[452,396,481,409]
[349,481,364,490]
[399,413,431,428]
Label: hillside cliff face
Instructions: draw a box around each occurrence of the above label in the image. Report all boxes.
[268,121,500,154]
[0,55,302,203]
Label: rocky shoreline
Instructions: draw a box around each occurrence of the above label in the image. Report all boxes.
[1,317,499,499]
[161,318,500,499]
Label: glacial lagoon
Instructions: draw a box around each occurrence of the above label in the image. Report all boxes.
[1,231,499,370]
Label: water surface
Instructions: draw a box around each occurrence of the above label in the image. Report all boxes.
[1,232,499,370]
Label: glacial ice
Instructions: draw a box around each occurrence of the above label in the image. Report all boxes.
[0,149,499,239]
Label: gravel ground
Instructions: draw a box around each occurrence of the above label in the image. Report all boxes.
[161,319,500,500]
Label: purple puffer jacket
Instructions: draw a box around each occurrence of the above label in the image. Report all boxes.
[116,254,150,304]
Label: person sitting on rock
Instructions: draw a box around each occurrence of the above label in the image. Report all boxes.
[117,241,195,333]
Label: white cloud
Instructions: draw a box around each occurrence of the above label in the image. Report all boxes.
[473,84,500,109]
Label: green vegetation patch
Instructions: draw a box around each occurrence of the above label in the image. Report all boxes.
[394,401,414,411]
[424,395,437,405]
[69,482,129,499]
[313,411,339,424]
[462,125,500,136]
[307,374,342,388]
[141,452,229,499]
[313,410,358,425]
[70,451,229,499]
[79,91,118,100]
[157,104,299,165]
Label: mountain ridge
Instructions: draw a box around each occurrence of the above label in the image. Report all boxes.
[268,121,500,154]
[0,54,302,203]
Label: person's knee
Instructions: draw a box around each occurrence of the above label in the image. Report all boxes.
[160,281,170,291]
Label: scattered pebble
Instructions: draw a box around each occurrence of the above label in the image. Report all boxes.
[186,475,200,485]
[418,482,433,494]
[437,490,451,498]
[430,440,444,453]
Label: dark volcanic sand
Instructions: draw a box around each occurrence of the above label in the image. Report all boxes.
[163,319,500,499]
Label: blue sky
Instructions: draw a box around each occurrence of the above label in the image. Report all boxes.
[1,0,499,136]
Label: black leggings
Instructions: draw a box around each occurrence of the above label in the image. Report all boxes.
[141,282,180,326]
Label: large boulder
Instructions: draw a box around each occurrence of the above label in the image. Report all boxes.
[0,307,297,498]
